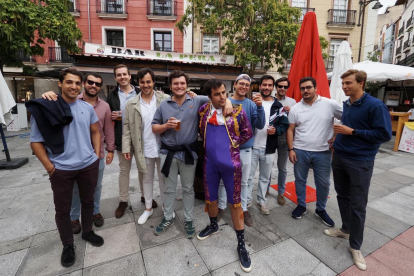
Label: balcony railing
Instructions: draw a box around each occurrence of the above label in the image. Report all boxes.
[48,47,74,63]
[399,52,414,66]
[398,25,404,37]
[325,57,335,71]
[17,50,35,62]
[295,7,315,22]
[407,17,413,30]
[327,9,356,26]
[147,0,177,16]
[96,0,128,14]
[196,51,221,55]
[68,0,80,13]
[396,45,402,56]
[403,39,411,51]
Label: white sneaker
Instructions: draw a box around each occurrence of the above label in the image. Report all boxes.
[138,209,153,225]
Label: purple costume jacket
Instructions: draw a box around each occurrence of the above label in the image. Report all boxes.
[198,102,253,206]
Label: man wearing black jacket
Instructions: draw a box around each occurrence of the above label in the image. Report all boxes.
[107,64,154,219]
[247,75,289,215]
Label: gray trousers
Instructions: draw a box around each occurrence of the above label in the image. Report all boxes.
[160,154,197,221]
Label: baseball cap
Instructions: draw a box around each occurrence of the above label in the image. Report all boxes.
[235,74,251,83]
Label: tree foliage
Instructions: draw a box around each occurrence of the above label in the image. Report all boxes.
[367,50,380,62]
[0,0,82,71]
[177,0,313,75]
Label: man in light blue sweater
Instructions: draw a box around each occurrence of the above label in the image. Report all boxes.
[217,74,266,227]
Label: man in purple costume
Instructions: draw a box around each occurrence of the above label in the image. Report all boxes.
[197,79,253,273]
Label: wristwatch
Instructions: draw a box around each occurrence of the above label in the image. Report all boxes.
[352,129,356,136]
[287,148,294,152]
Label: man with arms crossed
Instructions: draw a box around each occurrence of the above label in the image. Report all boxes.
[324,70,391,271]
[217,74,266,227]
[28,69,104,267]
[287,77,342,226]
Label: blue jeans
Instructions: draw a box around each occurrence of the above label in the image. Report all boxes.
[70,158,105,220]
[294,149,331,211]
[248,148,275,204]
[218,148,252,211]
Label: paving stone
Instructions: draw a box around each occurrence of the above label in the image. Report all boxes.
[84,222,141,268]
[0,236,33,256]
[98,212,135,231]
[0,187,22,216]
[292,223,353,274]
[394,227,414,251]
[339,255,401,276]
[365,207,411,239]
[0,249,27,276]
[389,167,414,178]
[310,262,337,276]
[398,184,414,197]
[372,167,386,175]
[373,162,396,171]
[17,230,86,276]
[36,201,57,234]
[63,270,83,276]
[0,171,37,189]
[98,196,133,220]
[371,171,414,186]
[83,253,145,276]
[368,195,414,225]
[143,238,209,276]
[371,240,414,276]
[360,226,391,256]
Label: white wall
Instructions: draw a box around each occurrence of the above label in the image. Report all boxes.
[363,2,379,60]
[183,0,193,54]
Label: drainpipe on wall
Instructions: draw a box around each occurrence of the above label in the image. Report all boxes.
[87,0,91,43]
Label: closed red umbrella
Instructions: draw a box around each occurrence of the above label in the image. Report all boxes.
[287,12,330,102]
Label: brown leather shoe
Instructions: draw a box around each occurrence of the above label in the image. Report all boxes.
[217,208,224,222]
[277,194,286,206]
[152,199,158,209]
[93,213,104,227]
[71,220,81,234]
[244,211,253,227]
[115,202,128,218]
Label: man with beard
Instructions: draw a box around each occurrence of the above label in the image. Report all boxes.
[217,74,266,227]
[247,75,289,215]
[42,72,115,231]
[287,77,342,226]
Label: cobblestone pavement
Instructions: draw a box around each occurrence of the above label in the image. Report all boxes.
[0,129,413,276]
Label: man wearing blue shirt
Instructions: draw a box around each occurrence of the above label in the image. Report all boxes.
[29,69,104,268]
[324,70,392,271]
[217,74,266,227]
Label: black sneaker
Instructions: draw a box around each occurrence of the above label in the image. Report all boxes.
[197,224,219,241]
[292,205,307,219]
[237,246,252,272]
[82,230,104,247]
[61,244,75,267]
[315,209,335,227]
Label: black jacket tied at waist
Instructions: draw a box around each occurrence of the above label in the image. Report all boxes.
[25,95,73,154]
[161,140,198,177]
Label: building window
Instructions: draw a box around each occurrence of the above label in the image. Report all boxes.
[106,30,124,47]
[202,35,220,54]
[328,38,347,69]
[154,32,172,52]
[291,0,307,8]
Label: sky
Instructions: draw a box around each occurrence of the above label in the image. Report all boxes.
[379,0,398,14]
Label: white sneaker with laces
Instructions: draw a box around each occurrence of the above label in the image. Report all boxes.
[138,209,153,225]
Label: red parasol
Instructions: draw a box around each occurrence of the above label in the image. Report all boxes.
[287,12,330,102]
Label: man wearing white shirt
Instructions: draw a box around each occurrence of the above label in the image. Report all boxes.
[287,77,342,226]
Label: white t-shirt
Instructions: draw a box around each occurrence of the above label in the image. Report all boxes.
[288,95,342,151]
[140,95,161,158]
[253,100,273,149]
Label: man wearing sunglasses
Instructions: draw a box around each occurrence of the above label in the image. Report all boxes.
[286,77,342,226]
[41,72,116,232]
[217,74,266,227]
[267,77,297,205]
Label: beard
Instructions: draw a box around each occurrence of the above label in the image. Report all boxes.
[84,88,99,98]
[260,90,272,99]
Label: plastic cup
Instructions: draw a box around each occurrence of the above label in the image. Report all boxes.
[173,119,181,131]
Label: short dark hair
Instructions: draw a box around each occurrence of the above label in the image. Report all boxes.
[275,77,290,88]
[137,68,155,82]
[113,64,130,77]
[83,72,103,83]
[59,68,83,83]
[204,79,226,97]
[168,70,189,86]
[299,76,317,88]
[259,75,275,86]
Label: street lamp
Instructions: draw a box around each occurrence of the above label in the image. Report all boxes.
[357,0,383,62]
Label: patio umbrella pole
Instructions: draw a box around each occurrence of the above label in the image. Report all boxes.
[0,124,29,169]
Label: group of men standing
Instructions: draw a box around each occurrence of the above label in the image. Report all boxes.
[29,64,391,273]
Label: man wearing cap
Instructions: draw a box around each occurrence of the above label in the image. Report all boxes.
[217,74,266,227]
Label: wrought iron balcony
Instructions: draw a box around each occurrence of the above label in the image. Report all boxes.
[396,45,402,56]
[407,17,413,30]
[327,9,356,27]
[403,39,411,52]
[96,0,128,18]
[48,47,74,63]
[398,25,404,38]
[147,0,177,17]
[295,7,315,22]
[17,50,35,62]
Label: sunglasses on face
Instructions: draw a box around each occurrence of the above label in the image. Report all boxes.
[300,86,314,91]
[86,80,103,87]
[277,85,289,89]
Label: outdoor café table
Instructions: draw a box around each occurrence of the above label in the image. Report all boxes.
[390,111,412,151]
